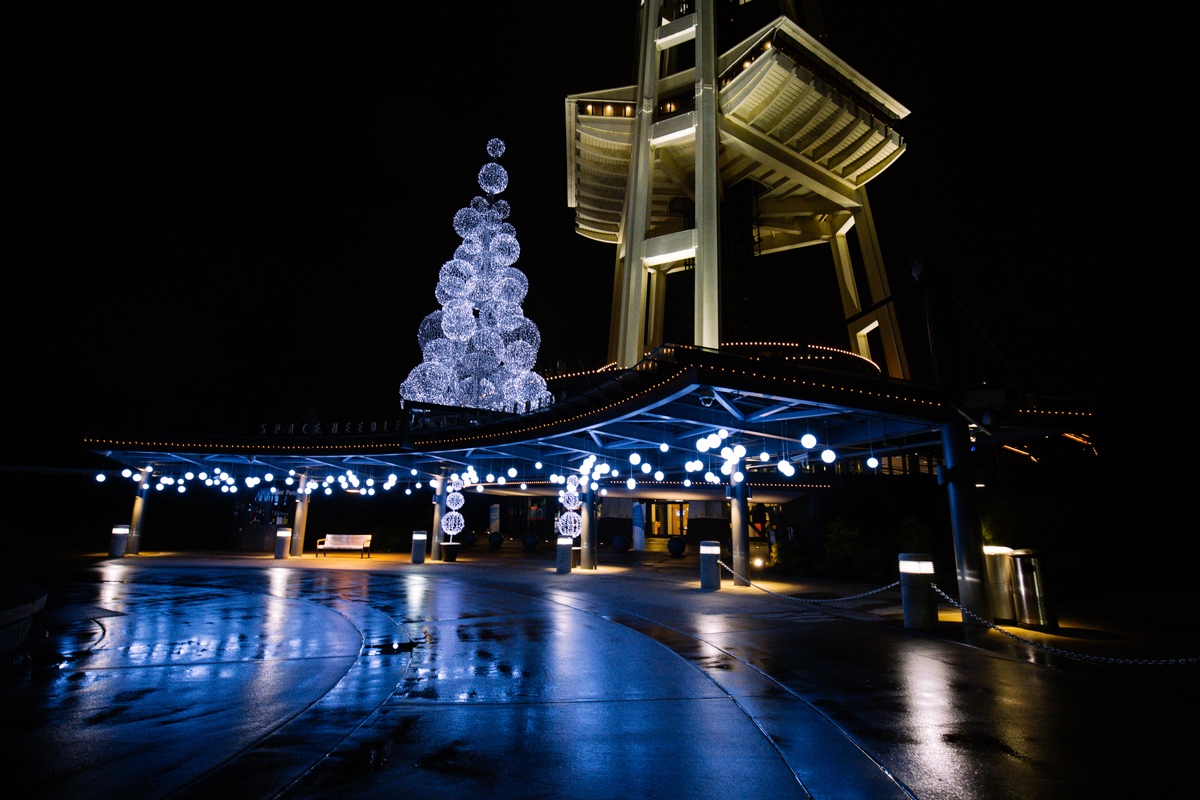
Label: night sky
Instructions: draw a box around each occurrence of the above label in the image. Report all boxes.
[7,3,1119,466]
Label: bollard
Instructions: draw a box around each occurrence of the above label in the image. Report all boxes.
[700,541,721,591]
[557,537,573,573]
[109,525,129,558]
[411,531,427,564]
[274,528,291,559]
[899,553,937,632]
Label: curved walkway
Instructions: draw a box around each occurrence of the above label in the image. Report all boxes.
[4,552,1193,799]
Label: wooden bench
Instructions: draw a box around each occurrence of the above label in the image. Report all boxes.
[316,534,372,558]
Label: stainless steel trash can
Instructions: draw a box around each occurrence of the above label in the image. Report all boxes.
[1010,549,1057,630]
[983,546,1016,623]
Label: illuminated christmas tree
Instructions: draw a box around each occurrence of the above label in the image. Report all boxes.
[401,138,551,412]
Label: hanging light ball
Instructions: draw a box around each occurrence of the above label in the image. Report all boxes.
[801,433,817,449]
[760,451,770,462]
[629,453,642,466]
[733,444,747,459]
[641,463,651,474]
[706,433,721,448]
[535,461,543,469]
[659,442,669,452]
[508,467,517,477]
[733,471,744,483]
[867,456,880,469]
[654,471,664,481]
[821,449,836,464]
[95,473,106,482]
[121,468,132,478]
[486,137,506,158]
[626,477,636,490]
[697,438,710,453]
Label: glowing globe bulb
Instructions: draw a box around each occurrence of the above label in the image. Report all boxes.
[733,471,744,483]
[535,461,543,469]
[629,453,641,466]
[411,469,418,476]
[626,477,636,490]
[659,442,669,452]
[416,482,422,489]
[591,482,598,491]
[476,485,484,492]
[366,478,374,486]
[178,485,186,493]
[821,449,836,464]
[600,488,608,495]
[720,462,732,475]
[121,468,132,478]
[486,473,495,483]
[95,473,106,482]
[718,429,729,439]
[706,433,720,448]
[867,457,880,469]
[611,469,618,477]
[801,433,817,449]
[720,446,733,459]
[497,477,506,485]
[683,479,691,487]
[520,483,527,490]
[641,463,651,474]
[285,477,293,486]
[508,467,517,477]
[324,487,332,495]
[654,471,664,481]
[697,439,710,453]
[733,444,746,459]
[262,473,271,482]
[777,459,790,474]
[405,488,412,495]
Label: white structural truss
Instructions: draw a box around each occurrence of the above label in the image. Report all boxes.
[566,1,910,378]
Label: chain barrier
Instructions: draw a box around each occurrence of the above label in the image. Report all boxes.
[716,559,899,603]
[930,584,1199,666]
[711,560,1198,665]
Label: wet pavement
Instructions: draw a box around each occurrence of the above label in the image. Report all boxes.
[4,549,1195,799]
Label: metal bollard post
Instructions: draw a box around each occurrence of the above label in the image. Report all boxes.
[899,553,937,631]
[557,537,573,574]
[700,541,721,591]
[411,531,427,564]
[274,528,291,559]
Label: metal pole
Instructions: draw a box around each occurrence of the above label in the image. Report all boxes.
[580,481,596,569]
[430,469,446,562]
[918,265,993,624]
[730,477,750,586]
[127,468,151,555]
[291,475,309,557]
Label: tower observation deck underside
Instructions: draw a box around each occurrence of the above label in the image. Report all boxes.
[567,15,908,253]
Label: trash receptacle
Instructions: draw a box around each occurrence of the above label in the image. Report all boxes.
[274,528,292,559]
[109,525,129,558]
[1010,549,1057,630]
[983,546,1016,623]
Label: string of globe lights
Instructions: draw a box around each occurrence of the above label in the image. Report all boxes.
[96,466,441,497]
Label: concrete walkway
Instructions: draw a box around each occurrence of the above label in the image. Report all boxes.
[4,547,1195,799]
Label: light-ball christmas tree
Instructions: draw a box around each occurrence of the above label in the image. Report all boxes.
[401,138,552,413]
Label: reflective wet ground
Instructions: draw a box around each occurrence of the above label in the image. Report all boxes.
[4,552,1195,799]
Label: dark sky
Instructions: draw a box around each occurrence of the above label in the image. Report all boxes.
[7,3,1120,464]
